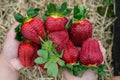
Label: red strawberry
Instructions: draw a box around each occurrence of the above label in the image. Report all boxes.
[62,40,79,64]
[46,16,68,32]
[49,30,69,52]
[44,2,71,32]
[21,18,46,44]
[69,5,92,47]
[18,41,36,67]
[14,7,46,44]
[79,38,103,66]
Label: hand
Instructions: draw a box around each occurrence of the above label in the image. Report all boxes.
[63,41,106,80]
[0,23,23,80]
[112,76,120,80]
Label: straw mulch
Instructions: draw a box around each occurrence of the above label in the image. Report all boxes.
[0,0,115,80]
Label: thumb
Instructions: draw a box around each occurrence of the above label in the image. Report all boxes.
[1,22,20,59]
[98,41,106,64]
[10,58,23,70]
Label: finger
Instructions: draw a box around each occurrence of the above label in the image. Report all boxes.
[112,76,120,80]
[10,58,23,71]
[98,41,106,55]
[1,22,20,59]
[98,41,106,64]
[63,70,98,80]
[63,70,80,80]
[81,69,98,80]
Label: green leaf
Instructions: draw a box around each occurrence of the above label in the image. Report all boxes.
[66,64,73,70]
[62,8,72,16]
[15,32,25,41]
[65,19,72,29]
[37,50,48,59]
[80,5,86,18]
[66,64,74,75]
[49,52,56,58]
[42,40,53,52]
[72,63,88,77]
[57,2,67,12]
[98,64,106,70]
[45,2,71,17]
[14,24,22,32]
[66,68,73,75]
[45,62,58,77]
[97,64,106,76]
[73,5,87,21]
[14,24,25,41]
[88,64,106,77]
[73,65,85,77]
[44,61,52,68]
[14,13,25,23]
[47,3,56,13]
[61,2,67,10]
[57,59,65,67]
[74,5,80,18]
[27,7,40,18]
[35,57,48,64]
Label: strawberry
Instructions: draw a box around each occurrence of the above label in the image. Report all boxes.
[44,2,71,32]
[49,30,69,52]
[14,7,46,44]
[79,38,103,66]
[18,41,36,67]
[69,5,92,47]
[62,40,79,64]
[21,18,46,44]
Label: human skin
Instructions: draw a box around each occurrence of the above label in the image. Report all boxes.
[0,23,117,80]
[0,23,23,80]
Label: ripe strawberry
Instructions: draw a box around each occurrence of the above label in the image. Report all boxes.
[18,41,36,67]
[79,38,103,66]
[69,5,92,47]
[49,30,69,52]
[44,2,71,32]
[62,40,79,64]
[14,7,46,44]
[21,18,46,44]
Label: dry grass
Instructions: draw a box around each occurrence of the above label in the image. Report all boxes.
[0,0,115,80]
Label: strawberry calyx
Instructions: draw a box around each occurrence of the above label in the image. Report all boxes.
[65,5,87,29]
[72,5,87,22]
[14,7,40,23]
[35,37,65,77]
[13,7,40,41]
[43,2,71,21]
[62,62,106,77]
